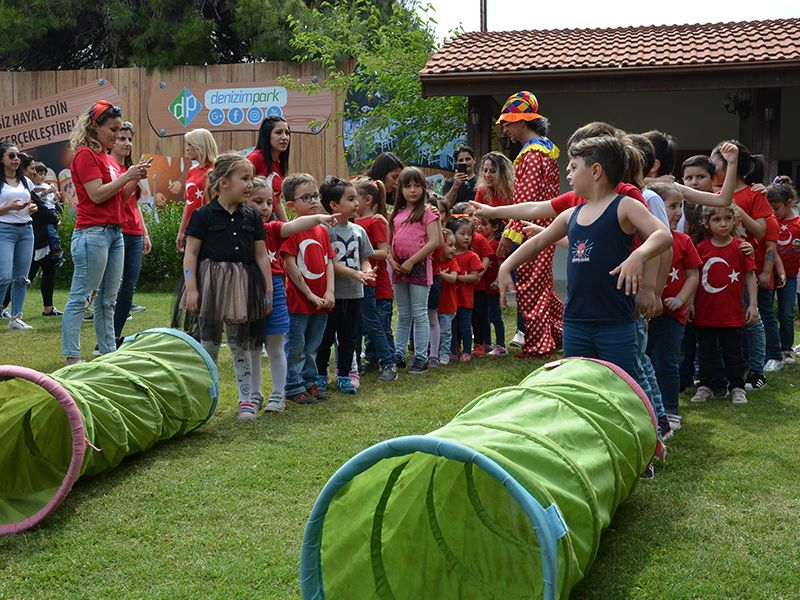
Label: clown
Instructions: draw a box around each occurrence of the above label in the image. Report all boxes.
[496,91,563,358]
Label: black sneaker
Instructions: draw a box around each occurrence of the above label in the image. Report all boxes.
[744,371,766,391]
[408,359,428,374]
[362,358,381,373]
[395,354,406,369]
[657,416,674,442]
[712,386,729,398]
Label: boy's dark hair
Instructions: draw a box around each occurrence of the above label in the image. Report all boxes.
[766,176,797,205]
[568,121,621,149]
[642,130,677,176]
[282,173,317,204]
[711,140,764,185]
[623,134,656,176]
[453,145,475,161]
[320,177,354,214]
[681,155,715,178]
[569,136,627,186]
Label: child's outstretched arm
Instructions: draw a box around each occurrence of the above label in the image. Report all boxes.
[677,142,739,207]
[497,210,571,305]
[612,199,673,295]
[183,236,202,312]
[279,213,339,237]
[469,200,557,222]
[255,242,273,316]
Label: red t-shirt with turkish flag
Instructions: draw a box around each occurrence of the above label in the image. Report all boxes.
[777,216,800,277]
[280,225,335,314]
[484,238,502,296]
[184,164,212,224]
[753,214,779,287]
[355,215,392,300]
[71,147,125,229]
[471,231,494,292]
[121,191,144,235]
[474,187,510,207]
[263,220,285,276]
[453,250,483,309]
[661,231,702,324]
[550,182,647,214]
[694,237,756,328]
[247,149,284,201]
[438,257,460,314]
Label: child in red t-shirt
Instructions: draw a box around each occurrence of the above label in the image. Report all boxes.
[437,229,459,366]
[688,205,758,404]
[477,217,507,355]
[644,183,702,427]
[447,216,483,361]
[767,178,800,361]
[280,174,336,404]
[453,202,491,356]
[354,177,397,379]
[247,176,337,412]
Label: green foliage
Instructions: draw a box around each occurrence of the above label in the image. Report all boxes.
[280,0,466,171]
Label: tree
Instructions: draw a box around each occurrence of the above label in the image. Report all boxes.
[280,0,465,171]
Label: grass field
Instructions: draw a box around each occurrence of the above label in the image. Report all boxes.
[1,291,799,599]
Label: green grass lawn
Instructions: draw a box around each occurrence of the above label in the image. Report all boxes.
[1,291,799,599]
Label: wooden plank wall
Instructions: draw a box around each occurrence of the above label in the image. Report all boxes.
[0,62,350,182]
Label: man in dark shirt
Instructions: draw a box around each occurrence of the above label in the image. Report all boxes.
[443,146,478,207]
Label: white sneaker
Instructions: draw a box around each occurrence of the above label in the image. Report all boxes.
[730,387,748,405]
[764,359,783,373]
[690,385,712,403]
[263,393,285,413]
[782,351,796,364]
[0,307,11,319]
[8,315,32,330]
[510,330,525,348]
[666,413,683,431]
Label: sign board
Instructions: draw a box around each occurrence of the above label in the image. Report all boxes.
[147,80,334,137]
[0,81,122,151]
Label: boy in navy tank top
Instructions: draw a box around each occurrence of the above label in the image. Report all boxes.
[498,136,672,382]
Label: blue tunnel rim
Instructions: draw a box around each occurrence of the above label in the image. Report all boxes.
[299,435,568,600]
[122,328,221,424]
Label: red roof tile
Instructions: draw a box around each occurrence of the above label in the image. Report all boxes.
[421,19,800,76]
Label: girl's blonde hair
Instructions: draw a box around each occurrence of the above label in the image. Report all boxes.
[353,176,387,218]
[185,128,219,167]
[252,175,274,196]
[205,153,253,201]
[389,166,429,231]
[477,151,514,203]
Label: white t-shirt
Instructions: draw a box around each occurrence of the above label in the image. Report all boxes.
[0,178,33,224]
[33,183,56,210]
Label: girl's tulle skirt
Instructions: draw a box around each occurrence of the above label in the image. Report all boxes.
[172,259,268,349]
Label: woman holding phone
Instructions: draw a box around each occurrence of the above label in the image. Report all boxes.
[62,100,148,364]
[0,142,37,330]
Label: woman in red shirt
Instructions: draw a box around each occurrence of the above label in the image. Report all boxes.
[174,128,218,251]
[247,116,290,222]
[62,100,149,364]
[111,121,152,343]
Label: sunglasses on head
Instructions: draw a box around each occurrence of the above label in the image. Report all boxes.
[89,100,122,124]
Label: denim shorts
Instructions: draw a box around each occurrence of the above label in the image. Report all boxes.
[265,275,290,335]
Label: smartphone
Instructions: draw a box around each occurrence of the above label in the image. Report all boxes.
[455,163,468,174]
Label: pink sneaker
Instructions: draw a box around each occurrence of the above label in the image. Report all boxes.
[460,352,472,362]
[348,370,361,389]
[488,345,507,356]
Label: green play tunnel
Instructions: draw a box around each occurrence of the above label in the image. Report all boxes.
[0,328,219,534]
[300,358,663,600]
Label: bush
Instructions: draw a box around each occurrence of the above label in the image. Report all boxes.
[54,203,183,292]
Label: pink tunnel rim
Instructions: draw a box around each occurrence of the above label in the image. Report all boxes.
[0,365,87,535]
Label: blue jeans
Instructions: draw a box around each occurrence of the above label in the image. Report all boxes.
[634,316,666,418]
[487,294,506,347]
[743,289,766,373]
[438,312,456,362]
[365,298,393,362]
[563,320,638,383]
[284,311,327,397]
[452,307,473,354]
[757,287,782,361]
[646,315,685,415]
[0,222,34,316]
[114,233,144,338]
[777,277,796,351]
[359,287,394,368]
[393,282,430,363]
[62,225,124,358]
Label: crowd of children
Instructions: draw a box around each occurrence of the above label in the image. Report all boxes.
[173,92,799,437]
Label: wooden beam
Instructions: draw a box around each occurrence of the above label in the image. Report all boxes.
[751,88,782,182]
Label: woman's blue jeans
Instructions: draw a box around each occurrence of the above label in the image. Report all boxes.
[0,222,33,316]
[62,225,124,358]
[114,233,144,338]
